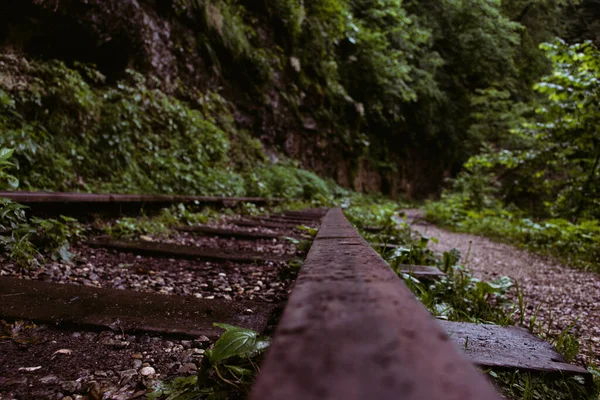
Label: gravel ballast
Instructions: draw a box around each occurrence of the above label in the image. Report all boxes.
[404,209,600,366]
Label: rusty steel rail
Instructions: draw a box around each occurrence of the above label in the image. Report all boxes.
[0,191,282,205]
[0,191,283,217]
[250,208,500,400]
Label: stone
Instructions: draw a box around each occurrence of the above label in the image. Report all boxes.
[40,375,59,384]
[178,363,197,374]
[118,369,138,381]
[172,344,184,352]
[60,381,79,393]
[140,366,156,376]
[193,336,210,349]
[18,366,42,372]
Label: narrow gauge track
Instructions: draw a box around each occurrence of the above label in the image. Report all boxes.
[0,196,562,399]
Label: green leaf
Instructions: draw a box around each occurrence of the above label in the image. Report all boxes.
[0,148,14,162]
[282,236,300,244]
[7,175,19,190]
[224,365,254,377]
[57,242,73,262]
[206,323,270,364]
[296,225,318,237]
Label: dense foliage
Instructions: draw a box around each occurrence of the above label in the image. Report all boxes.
[0,148,80,268]
[0,0,580,197]
[0,56,337,200]
[261,0,540,179]
[425,39,600,271]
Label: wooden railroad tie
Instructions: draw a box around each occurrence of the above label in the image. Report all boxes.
[177,225,290,240]
[0,277,274,339]
[88,238,294,263]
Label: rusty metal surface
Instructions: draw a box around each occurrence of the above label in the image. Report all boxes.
[439,321,590,376]
[250,208,500,400]
[0,277,274,339]
[0,191,282,204]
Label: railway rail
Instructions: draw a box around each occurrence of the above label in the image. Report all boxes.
[0,194,590,399]
[0,191,282,217]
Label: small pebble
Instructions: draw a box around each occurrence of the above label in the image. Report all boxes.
[40,375,59,384]
[140,366,156,376]
[178,363,197,374]
[119,369,138,380]
[60,380,79,393]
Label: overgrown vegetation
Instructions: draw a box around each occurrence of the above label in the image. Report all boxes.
[0,56,336,200]
[424,41,600,272]
[491,370,591,400]
[0,148,80,267]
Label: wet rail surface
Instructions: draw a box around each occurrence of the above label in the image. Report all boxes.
[0,191,282,217]
[251,208,500,400]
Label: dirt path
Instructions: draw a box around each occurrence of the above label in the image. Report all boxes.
[403,209,600,367]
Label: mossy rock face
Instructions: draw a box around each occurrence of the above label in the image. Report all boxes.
[0,0,179,84]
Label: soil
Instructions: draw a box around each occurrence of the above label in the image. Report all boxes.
[403,209,600,367]
[0,325,210,400]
